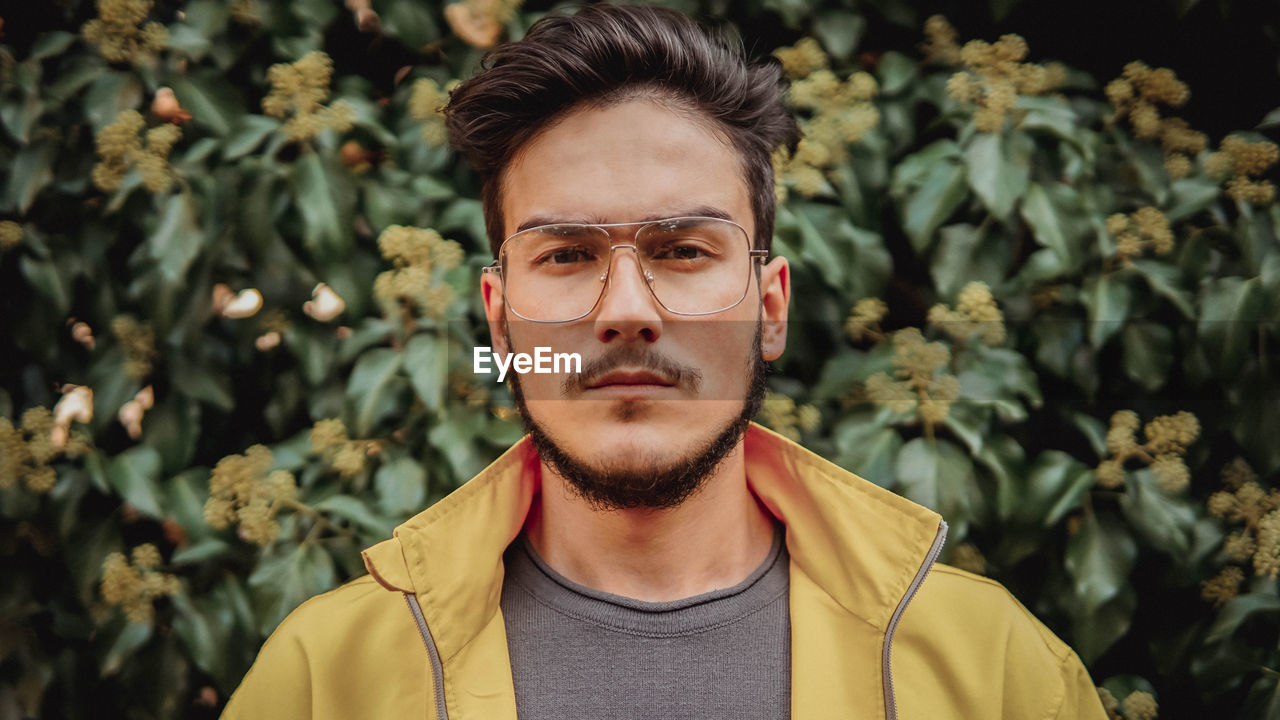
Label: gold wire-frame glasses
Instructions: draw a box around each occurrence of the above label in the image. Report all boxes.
[482,216,768,323]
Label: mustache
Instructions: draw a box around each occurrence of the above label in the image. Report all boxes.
[560,345,704,395]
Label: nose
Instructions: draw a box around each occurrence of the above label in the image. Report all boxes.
[593,245,664,343]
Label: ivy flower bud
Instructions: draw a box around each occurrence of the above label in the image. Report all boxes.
[303,283,346,322]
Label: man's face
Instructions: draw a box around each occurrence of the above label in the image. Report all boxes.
[480,98,790,508]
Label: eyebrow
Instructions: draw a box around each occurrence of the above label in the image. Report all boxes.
[514,205,734,234]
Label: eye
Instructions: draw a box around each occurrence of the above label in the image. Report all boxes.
[536,246,595,266]
[651,242,712,262]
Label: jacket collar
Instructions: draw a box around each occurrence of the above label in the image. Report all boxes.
[362,423,944,664]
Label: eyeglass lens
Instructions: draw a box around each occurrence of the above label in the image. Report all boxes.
[500,218,752,322]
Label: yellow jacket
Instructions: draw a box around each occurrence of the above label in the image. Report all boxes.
[222,425,1107,719]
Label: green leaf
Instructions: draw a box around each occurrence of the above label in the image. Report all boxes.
[1071,413,1108,457]
[1198,276,1265,377]
[1065,513,1137,614]
[1129,259,1195,319]
[979,435,1026,523]
[1031,318,1084,379]
[4,140,57,214]
[1166,177,1221,223]
[222,115,282,160]
[895,438,979,536]
[293,153,355,260]
[439,197,487,246]
[955,346,1041,416]
[30,32,76,60]
[1188,517,1226,567]
[105,446,164,518]
[374,456,427,517]
[1229,367,1280,474]
[963,132,1030,220]
[404,333,447,413]
[428,411,488,481]
[1121,322,1174,391]
[86,350,139,435]
[1204,594,1280,645]
[1242,675,1280,718]
[1072,587,1136,665]
[44,56,106,105]
[931,224,1011,299]
[891,140,961,192]
[1080,274,1133,348]
[377,2,441,49]
[100,621,153,677]
[876,52,915,95]
[812,345,892,401]
[1020,184,1070,265]
[166,24,213,58]
[145,396,202,471]
[901,160,967,254]
[145,193,203,285]
[941,402,988,455]
[1018,451,1094,527]
[1260,106,1280,129]
[84,71,143,132]
[287,326,337,386]
[813,11,866,60]
[172,593,226,680]
[248,543,338,636]
[364,182,424,230]
[1016,97,1082,147]
[171,537,231,565]
[833,415,902,488]
[1119,469,1197,556]
[170,72,245,137]
[18,255,71,317]
[789,203,892,297]
[170,356,235,411]
[789,206,843,286]
[1008,248,1067,289]
[313,495,396,537]
[346,348,405,437]
[1,92,45,144]
[411,175,456,203]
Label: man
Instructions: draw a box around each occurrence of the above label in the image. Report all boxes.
[223,5,1107,719]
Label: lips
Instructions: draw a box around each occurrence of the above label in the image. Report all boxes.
[585,369,676,389]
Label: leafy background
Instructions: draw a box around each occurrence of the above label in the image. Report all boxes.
[1,0,1278,717]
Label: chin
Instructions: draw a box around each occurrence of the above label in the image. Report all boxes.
[557,406,739,461]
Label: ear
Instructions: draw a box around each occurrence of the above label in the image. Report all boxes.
[758,256,790,361]
[480,269,511,357]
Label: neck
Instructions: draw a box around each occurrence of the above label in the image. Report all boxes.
[524,442,777,602]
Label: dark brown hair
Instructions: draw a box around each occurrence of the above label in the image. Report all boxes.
[443,3,800,257]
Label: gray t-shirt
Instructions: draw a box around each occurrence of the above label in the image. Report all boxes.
[499,526,791,719]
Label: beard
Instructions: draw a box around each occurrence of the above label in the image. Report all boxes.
[507,322,768,511]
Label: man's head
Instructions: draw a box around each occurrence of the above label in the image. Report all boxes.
[446,4,797,510]
[444,3,800,256]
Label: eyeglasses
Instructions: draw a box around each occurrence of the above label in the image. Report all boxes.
[483,216,767,323]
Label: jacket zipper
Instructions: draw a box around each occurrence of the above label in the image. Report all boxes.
[405,593,450,720]
[881,520,948,720]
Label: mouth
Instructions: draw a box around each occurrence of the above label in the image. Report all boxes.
[584,369,677,390]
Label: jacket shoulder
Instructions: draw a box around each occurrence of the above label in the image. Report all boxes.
[893,564,1109,719]
[221,574,431,720]
[917,564,1076,658]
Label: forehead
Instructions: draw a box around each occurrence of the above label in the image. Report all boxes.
[500,98,753,237]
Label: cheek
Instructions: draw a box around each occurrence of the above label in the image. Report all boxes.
[682,322,758,379]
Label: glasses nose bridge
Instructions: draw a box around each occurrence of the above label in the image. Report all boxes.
[599,223,655,286]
